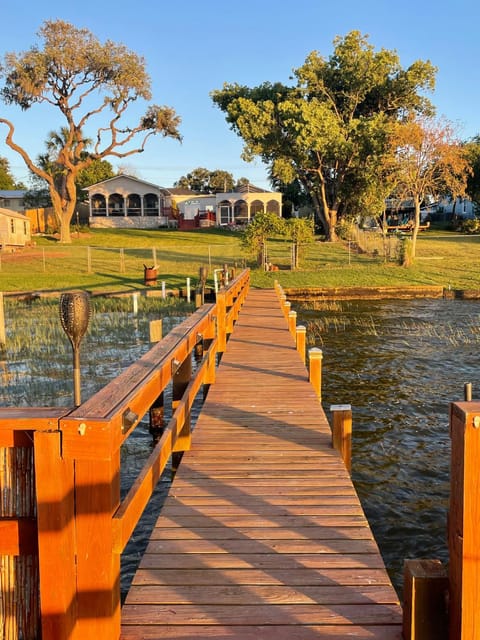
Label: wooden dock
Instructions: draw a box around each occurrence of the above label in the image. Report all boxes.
[121,289,403,639]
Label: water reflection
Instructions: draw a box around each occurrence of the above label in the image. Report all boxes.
[299,298,480,596]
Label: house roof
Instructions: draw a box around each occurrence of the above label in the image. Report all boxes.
[0,207,30,220]
[82,174,163,191]
[0,190,27,198]
[236,183,270,194]
[161,187,200,196]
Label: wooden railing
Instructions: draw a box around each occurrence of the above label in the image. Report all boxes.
[0,268,250,640]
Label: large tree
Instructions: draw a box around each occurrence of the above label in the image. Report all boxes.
[212,31,436,241]
[30,127,116,205]
[175,167,236,193]
[391,117,470,259]
[0,20,181,242]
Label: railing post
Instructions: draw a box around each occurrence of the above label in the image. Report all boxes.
[34,431,77,640]
[288,310,297,338]
[296,325,306,364]
[402,559,448,640]
[449,401,480,639]
[283,300,291,319]
[172,354,193,469]
[308,348,323,400]
[216,290,227,353]
[330,404,352,472]
[73,453,121,639]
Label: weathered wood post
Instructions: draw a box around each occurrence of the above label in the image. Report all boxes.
[330,404,352,472]
[402,559,448,640]
[308,348,323,400]
[149,320,164,439]
[449,401,480,639]
[288,310,297,338]
[296,325,306,364]
[149,319,163,343]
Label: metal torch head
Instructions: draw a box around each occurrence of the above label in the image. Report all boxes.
[59,291,91,349]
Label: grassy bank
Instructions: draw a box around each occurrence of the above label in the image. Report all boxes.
[1,227,479,294]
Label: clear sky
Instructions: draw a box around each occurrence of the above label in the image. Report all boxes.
[1,0,479,189]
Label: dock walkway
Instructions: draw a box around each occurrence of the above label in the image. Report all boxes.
[121,288,402,639]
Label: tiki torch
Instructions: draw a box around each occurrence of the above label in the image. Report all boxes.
[59,291,91,407]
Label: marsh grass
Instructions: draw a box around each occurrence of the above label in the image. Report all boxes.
[0,296,192,406]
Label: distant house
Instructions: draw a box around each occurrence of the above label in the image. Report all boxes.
[0,208,31,249]
[84,175,282,229]
[0,190,27,213]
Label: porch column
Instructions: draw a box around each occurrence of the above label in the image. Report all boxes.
[141,196,145,217]
[123,196,127,217]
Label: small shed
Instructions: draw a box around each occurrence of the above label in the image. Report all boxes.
[0,208,31,250]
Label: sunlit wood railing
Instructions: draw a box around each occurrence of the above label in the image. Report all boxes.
[0,268,250,640]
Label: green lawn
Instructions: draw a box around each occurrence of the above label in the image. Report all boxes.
[1,227,479,293]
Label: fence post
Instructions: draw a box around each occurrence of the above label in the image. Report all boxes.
[449,401,480,639]
[288,310,297,338]
[330,404,352,472]
[296,325,306,364]
[402,559,448,640]
[308,348,323,400]
[283,300,291,319]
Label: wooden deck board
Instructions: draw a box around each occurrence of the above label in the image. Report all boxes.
[121,289,402,639]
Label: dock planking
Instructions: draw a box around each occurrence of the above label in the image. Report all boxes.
[121,289,402,639]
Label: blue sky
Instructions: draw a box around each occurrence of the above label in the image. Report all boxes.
[1,0,478,189]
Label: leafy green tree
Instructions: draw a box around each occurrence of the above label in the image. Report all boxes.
[241,211,285,268]
[464,135,480,208]
[175,167,235,193]
[0,19,181,242]
[212,31,436,241]
[0,156,24,189]
[285,217,315,269]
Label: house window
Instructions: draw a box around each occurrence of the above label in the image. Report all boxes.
[3,199,10,207]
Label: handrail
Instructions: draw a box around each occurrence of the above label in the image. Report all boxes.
[0,267,250,640]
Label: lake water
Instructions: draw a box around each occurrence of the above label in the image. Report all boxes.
[298,297,480,594]
[2,296,479,599]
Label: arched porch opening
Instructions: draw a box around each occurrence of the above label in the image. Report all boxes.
[127,193,141,216]
[109,193,125,216]
[234,200,248,224]
[266,199,280,215]
[250,199,264,219]
[91,194,107,216]
[145,193,159,216]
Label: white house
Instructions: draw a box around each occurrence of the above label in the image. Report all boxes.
[84,175,282,229]
[0,208,31,249]
[0,190,27,213]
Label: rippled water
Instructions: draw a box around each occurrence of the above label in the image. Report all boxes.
[299,298,480,595]
[3,296,480,601]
